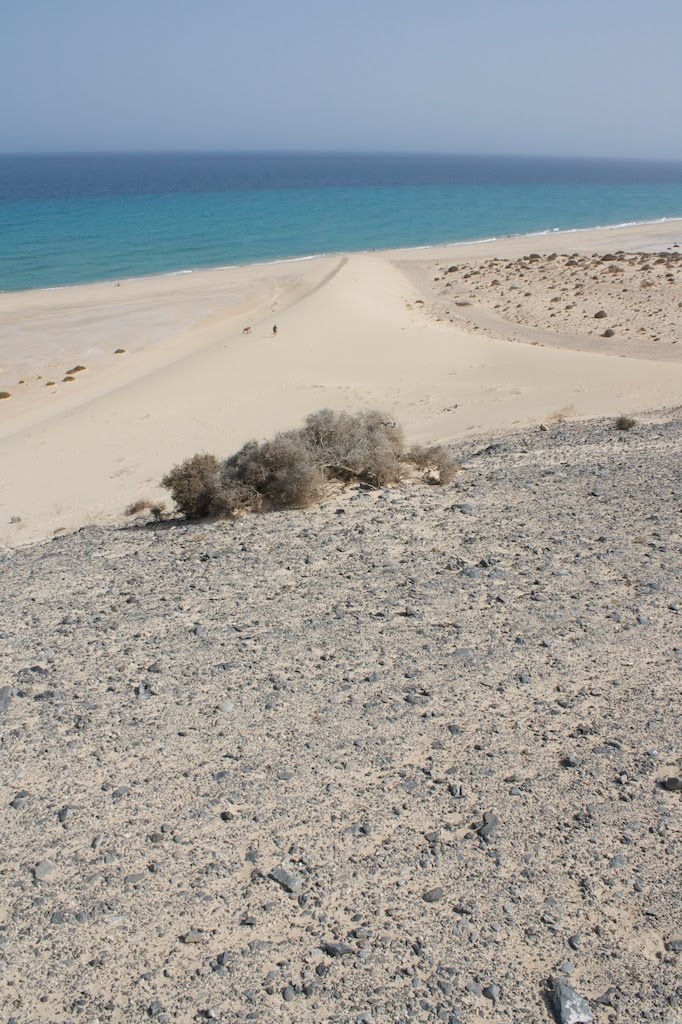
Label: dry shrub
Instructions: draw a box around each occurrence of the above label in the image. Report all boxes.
[125,499,167,521]
[66,365,86,374]
[615,414,637,431]
[222,433,326,510]
[125,499,153,517]
[63,376,75,382]
[162,409,457,521]
[0,391,11,400]
[161,453,223,519]
[407,444,459,484]
[303,408,405,486]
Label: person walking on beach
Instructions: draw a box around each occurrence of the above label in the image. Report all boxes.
[272,324,278,337]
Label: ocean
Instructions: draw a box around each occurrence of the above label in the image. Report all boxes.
[1,152,682,292]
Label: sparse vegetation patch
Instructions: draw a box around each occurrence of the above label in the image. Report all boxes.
[161,409,458,520]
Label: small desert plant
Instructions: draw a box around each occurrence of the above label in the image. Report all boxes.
[63,376,75,382]
[615,414,637,431]
[125,499,167,521]
[0,391,11,400]
[66,365,86,374]
[161,409,458,520]
[114,348,126,354]
[125,499,153,517]
[407,444,459,484]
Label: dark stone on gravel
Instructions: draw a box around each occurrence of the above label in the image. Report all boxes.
[595,988,619,1007]
[661,777,682,792]
[665,939,682,952]
[323,941,354,957]
[476,811,500,840]
[483,983,501,1005]
[552,979,593,1023]
[422,887,444,903]
[0,685,12,717]
[268,866,302,893]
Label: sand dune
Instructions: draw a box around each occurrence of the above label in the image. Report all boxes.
[1,221,682,547]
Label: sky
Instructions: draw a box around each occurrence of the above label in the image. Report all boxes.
[2,0,682,160]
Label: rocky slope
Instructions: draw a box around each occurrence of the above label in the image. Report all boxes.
[1,412,681,1024]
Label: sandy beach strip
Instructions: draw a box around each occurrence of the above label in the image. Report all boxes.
[1,220,681,547]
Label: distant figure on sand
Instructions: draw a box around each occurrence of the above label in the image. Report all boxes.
[242,326,251,335]
[272,324,278,336]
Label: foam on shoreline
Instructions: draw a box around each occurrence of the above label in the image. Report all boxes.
[2,214,681,297]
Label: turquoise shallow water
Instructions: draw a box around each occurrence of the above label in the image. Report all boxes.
[1,153,682,292]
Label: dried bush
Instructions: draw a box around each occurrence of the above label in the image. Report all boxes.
[161,453,223,519]
[407,444,459,484]
[303,408,405,486]
[614,414,636,431]
[161,409,457,520]
[222,433,326,510]
[0,391,11,400]
[125,499,152,517]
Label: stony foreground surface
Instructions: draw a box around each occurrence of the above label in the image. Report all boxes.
[1,413,681,1024]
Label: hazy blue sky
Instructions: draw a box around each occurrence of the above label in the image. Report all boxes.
[3,0,681,159]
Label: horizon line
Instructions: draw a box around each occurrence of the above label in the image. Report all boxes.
[2,148,682,166]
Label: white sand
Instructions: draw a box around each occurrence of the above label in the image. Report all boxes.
[1,220,681,547]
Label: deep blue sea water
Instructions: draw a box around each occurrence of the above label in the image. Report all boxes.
[1,153,682,292]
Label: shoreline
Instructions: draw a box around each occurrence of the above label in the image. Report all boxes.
[2,213,682,297]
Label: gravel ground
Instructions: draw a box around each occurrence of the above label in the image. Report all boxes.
[1,412,681,1024]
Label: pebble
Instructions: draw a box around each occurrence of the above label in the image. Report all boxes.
[482,983,501,1005]
[422,887,444,903]
[34,860,57,882]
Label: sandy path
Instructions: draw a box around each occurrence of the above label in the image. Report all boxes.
[2,222,682,547]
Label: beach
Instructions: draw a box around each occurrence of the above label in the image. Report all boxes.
[1,219,681,547]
